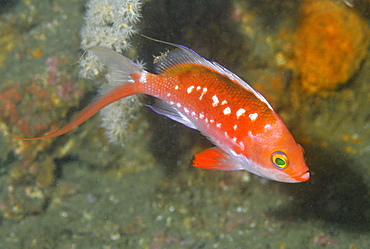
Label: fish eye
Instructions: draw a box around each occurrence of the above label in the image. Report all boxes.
[271,151,288,170]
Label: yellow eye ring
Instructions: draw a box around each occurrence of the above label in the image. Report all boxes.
[271,151,288,169]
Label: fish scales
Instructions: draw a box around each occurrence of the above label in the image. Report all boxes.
[142,64,275,143]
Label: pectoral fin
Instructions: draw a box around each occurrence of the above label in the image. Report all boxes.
[193,147,242,171]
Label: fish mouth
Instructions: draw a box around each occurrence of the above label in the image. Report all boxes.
[293,171,310,182]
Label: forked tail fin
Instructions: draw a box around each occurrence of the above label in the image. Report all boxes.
[17,83,139,140]
[16,46,143,140]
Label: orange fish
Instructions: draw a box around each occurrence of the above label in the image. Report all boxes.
[20,39,309,183]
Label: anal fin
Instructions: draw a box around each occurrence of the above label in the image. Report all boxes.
[148,99,196,129]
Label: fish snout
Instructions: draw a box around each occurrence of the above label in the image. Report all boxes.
[293,171,310,182]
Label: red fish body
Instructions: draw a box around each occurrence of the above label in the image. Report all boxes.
[21,41,309,183]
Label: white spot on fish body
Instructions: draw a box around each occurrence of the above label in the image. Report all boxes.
[139,71,147,83]
[196,86,201,91]
[166,93,171,97]
[221,100,228,105]
[232,137,237,142]
[223,107,231,115]
[216,123,222,128]
[264,124,272,132]
[199,87,208,100]
[212,95,219,107]
[205,118,209,123]
[184,107,189,114]
[176,103,182,108]
[210,119,215,124]
[233,124,238,130]
[169,101,174,105]
[175,85,179,90]
[236,108,246,119]
[199,113,204,119]
[249,113,258,121]
[187,86,195,93]
[191,111,196,116]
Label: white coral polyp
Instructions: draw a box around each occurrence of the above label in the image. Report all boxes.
[79,0,143,145]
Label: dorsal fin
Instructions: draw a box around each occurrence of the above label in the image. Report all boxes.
[154,46,206,75]
[143,35,273,110]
